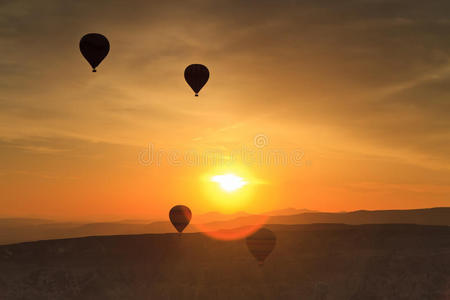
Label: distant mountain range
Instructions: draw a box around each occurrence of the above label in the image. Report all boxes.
[269,207,450,225]
[0,207,448,245]
[263,208,317,216]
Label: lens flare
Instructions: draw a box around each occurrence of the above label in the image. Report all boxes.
[194,214,270,241]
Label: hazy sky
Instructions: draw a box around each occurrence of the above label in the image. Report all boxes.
[0,0,449,220]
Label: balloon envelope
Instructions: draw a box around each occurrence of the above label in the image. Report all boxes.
[246,228,276,266]
[169,205,192,233]
[184,64,209,96]
[79,33,110,72]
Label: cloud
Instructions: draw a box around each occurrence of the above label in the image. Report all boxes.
[0,0,449,171]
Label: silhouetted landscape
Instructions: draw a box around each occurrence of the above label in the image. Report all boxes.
[0,223,448,299]
[1,207,449,245]
[0,208,449,299]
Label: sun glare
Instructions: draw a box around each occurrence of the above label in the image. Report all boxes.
[211,174,247,192]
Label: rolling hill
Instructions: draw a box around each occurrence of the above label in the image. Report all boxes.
[0,207,449,245]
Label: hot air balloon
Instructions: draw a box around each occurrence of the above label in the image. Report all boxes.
[184,64,209,96]
[79,33,110,72]
[246,228,276,266]
[169,205,192,233]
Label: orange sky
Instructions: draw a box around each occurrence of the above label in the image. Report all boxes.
[0,1,449,221]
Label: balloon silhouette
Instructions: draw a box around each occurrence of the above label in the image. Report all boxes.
[79,33,110,72]
[184,64,209,96]
[246,228,276,266]
[169,205,192,233]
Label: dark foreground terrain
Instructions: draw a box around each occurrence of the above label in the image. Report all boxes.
[0,224,448,299]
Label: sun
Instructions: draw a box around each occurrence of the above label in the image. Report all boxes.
[211,174,247,192]
[202,167,254,212]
